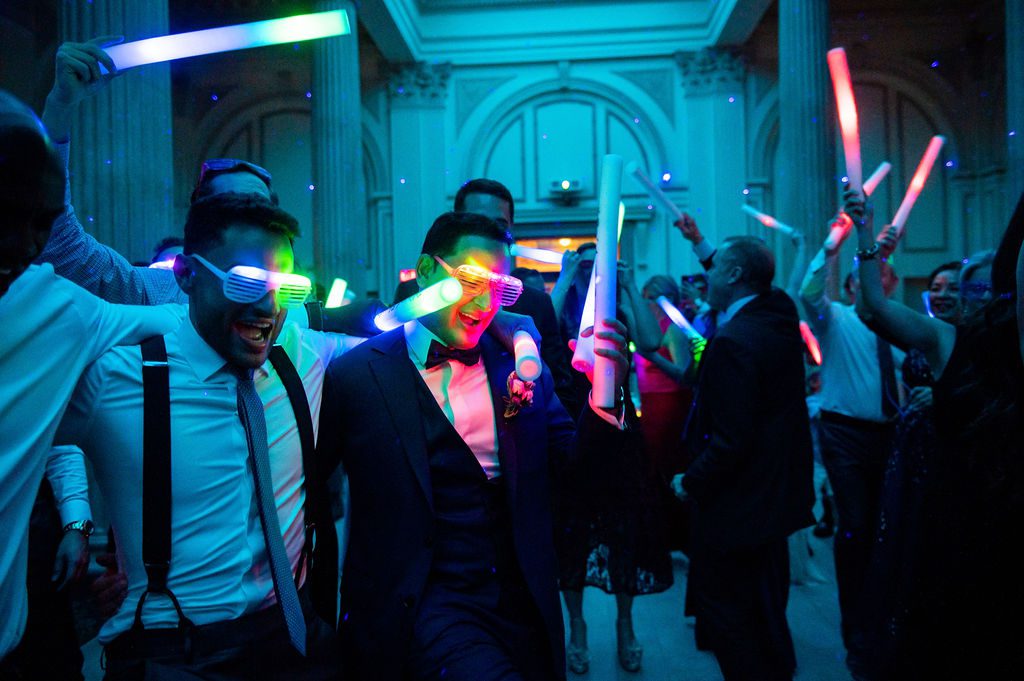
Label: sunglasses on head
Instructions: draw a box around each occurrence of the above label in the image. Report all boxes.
[191,159,273,203]
[433,256,523,307]
[190,253,311,308]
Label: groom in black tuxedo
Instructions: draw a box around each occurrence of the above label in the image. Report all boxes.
[672,236,815,681]
[318,211,628,680]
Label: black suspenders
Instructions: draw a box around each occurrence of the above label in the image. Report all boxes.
[134,338,325,632]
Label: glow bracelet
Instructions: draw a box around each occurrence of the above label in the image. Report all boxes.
[373,278,463,331]
[656,296,704,341]
[100,10,350,73]
[591,154,623,408]
[511,245,564,265]
[325,278,348,309]
[625,162,684,220]
[799,321,823,365]
[513,330,543,382]
[828,48,863,195]
[740,204,795,236]
[862,162,892,197]
[891,135,946,235]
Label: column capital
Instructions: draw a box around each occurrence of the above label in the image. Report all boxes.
[675,48,745,95]
[389,62,452,105]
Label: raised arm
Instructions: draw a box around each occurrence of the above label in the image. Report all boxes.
[799,212,853,335]
[616,262,663,353]
[846,192,956,377]
[785,229,809,302]
[549,249,580,323]
[672,213,716,270]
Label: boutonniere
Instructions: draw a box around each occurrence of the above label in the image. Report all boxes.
[503,371,535,419]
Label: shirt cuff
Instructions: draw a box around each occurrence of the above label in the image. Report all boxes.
[58,500,94,528]
[588,391,626,430]
[692,239,716,263]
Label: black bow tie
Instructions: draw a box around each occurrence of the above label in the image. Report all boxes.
[424,340,482,369]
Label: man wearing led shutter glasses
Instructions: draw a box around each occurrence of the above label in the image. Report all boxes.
[318,211,631,681]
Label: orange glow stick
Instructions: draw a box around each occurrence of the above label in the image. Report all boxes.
[799,321,823,365]
[862,162,891,197]
[828,48,862,196]
[891,136,946,235]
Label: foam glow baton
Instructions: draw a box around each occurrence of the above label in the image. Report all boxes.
[740,204,795,236]
[571,268,598,374]
[591,154,624,408]
[891,135,946,236]
[99,10,350,73]
[511,245,564,265]
[325,278,348,309]
[373,278,463,331]
[862,162,892,197]
[148,258,175,270]
[828,48,863,196]
[625,162,684,220]
[799,321,823,365]
[655,296,704,341]
[513,330,543,382]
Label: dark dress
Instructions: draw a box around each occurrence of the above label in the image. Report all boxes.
[900,303,1024,680]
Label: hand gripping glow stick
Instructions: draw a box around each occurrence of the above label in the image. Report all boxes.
[373,278,463,331]
[513,330,543,382]
[625,162,684,220]
[591,154,624,408]
[827,48,863,196]
[891,136,946,236]
[799,321,823,365]
[511,245,564,265]
[99,10,351,73]
[325,278,348,309]
[862,162,892,197]
[655,296,704,341]
[740,204,795,236]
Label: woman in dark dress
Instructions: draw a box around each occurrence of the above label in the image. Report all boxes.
[848,189,1024,680]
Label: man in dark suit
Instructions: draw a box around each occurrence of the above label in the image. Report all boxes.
[320,211,629,680]
[671,236,815,681]
[393,179,575,413]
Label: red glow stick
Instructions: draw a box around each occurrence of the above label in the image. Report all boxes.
[891,136,946,235]
[799,321,823,365]
[862,162,891,197]
[740,204,795,236]
[828,48,863,196]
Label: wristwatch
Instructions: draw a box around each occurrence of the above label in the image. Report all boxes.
[856,243,880,261]
[62,519,95,538]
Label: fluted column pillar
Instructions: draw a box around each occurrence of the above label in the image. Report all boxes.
[1007,0,1024,205]
[387,62,452,280]
[778,0,833,245]
[312,0,368,293]
[61,0,174,263]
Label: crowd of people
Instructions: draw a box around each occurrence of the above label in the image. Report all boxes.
[2,37,1024,681]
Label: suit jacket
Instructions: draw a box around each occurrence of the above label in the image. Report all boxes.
[318,328,621,680]
[682,289,815,552]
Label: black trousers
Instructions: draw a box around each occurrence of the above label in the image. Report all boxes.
[818,412,893,663]
[102,590,339,681]
[689,538,794,681]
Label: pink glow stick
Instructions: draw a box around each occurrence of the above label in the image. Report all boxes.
[625,162,685,220]
[828,48,863,196]
[862,162,892,197]
[891,136,946,235]
[592,154,623,408]
[656,296,704,341]
[800,321,823,365]
[740,204,795,236]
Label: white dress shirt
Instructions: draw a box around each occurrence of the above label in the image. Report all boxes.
[0,264,181,658]
[55,313,360,643]
[716,294,758,329]
[46,446,92,527]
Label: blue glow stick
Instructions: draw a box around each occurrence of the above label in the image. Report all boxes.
[513,330,542,382]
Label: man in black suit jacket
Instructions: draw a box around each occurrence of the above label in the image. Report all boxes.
[320,211,628,680]
[672,236,815,681]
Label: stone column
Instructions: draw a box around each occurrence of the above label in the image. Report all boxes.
[676,48,747,270]
[1007,0,1024,205]
[778,0,834,244]
[61,0,174,263]
[312,0,369,294]
[387,62,452,283]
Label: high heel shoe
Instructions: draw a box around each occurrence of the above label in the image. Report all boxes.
[566,617,589,674]
[616,617,643,672]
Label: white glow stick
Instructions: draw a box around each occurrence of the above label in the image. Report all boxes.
[740,204,795,236]
[862,162,892,197]
[571,268,597,374]
[891,135,946,235]
[513,330,543,382]
[625,162,684,220]
[100,10,350,73]
[592,154,623,408]
[655,296,703,341]
[325,278,348,308]
[511,245,564,265]
[828,48,863,195]
[373,278,463,331]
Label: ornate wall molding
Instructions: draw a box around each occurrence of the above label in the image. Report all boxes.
[389,62,453,105]
[675,48,745,95]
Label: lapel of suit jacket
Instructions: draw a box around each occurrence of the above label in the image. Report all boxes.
[480,334,519,505]
[367,330,433,512]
